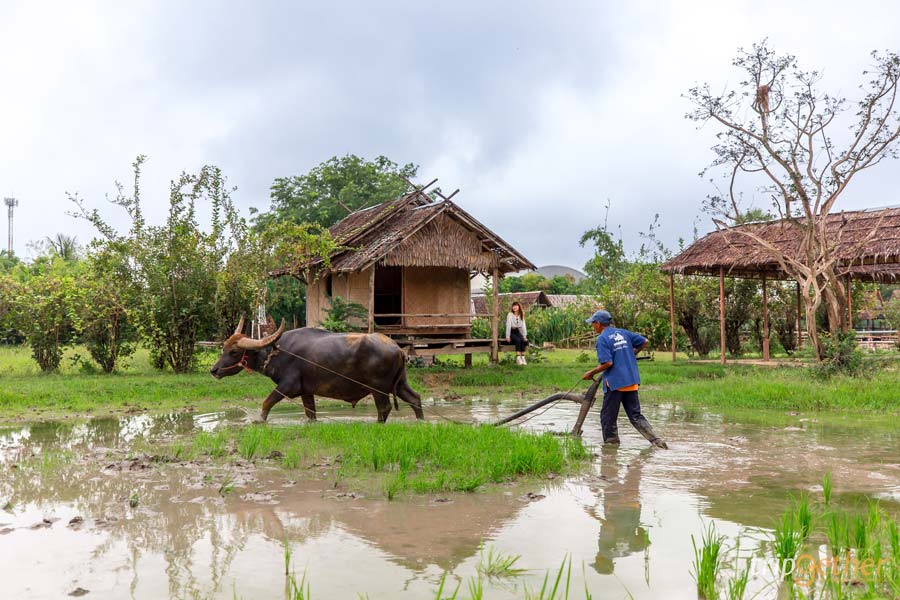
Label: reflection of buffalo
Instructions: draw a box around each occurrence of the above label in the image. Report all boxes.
[210,318,424,422]
[587,447,651,574]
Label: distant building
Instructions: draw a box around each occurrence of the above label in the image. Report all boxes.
[471,291,551,315]
[470,264,587,295]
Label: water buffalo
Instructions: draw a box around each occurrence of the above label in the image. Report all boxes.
[210,318,425,423]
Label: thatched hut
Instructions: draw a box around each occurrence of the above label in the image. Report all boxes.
[661,206,900,362]
[272,183,534,360]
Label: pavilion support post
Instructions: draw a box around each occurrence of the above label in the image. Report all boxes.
[796,281,803,350]
[367,266,375,334]
[761,274,770,361]
[719,267,726,365]
[490,264,500,364]
[846,275,853,332]
[668,272,676,362]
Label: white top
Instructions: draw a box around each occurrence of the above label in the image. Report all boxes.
[505,313,527,339]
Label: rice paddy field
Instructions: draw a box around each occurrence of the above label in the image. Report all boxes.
[2,344,900,598]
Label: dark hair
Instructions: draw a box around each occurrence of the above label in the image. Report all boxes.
[510,302,524,318]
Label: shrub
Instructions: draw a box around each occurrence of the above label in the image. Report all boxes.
[813,331,870,378]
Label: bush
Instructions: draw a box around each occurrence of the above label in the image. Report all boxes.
[813,331,871,378]
[14,271,75,372]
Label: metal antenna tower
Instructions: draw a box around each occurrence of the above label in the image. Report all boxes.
[4,197,17,256]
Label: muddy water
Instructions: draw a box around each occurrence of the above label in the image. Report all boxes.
[1,399,899,599]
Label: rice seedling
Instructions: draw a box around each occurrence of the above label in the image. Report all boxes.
[433,572,460,600]
[822,472,833,506]
[283,537,291,576]
[795,495,812,540]
[826,512,848,556]
[188,422,589,497]
[476,543,526,579]
[773,509,802,580]
[288,570,311,600]
[692,522,724,599]
[523,555,572,600]
[128,490,139,508]
[466,575,483,600]
[218,474,235,496]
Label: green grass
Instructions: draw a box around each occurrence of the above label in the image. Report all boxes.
[477,544,526,579]
[2,344,900,423]
[177,422,590,497]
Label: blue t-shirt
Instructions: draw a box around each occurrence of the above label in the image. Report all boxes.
[595,327,647,391]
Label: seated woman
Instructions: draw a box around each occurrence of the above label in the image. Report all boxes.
[505,301,529,365]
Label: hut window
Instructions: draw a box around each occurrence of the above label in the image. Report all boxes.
[325,274,333,297]
[374,266,402,326]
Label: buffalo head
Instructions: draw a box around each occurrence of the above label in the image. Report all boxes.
[210,316,285,379]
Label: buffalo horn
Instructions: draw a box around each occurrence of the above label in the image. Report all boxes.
[234,316,245,336]
[235,319,286,350]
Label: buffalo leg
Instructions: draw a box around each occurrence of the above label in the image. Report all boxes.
[260,389,287,422]
[373,392,392,423]
[301,394,317,422]
[396,377,425,420]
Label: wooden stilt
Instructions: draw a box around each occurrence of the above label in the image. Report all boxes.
[762,274,770,361]
[367,266,375,334]
[668,272,676,362]
[719,267,726,365]
[490,263,500,364]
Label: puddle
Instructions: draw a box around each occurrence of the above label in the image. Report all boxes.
[1,399,899,598]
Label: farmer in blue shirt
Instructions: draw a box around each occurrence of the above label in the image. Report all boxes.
[582,310,668,449]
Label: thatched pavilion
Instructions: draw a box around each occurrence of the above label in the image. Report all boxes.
[661,206,900,363]
[272,181,535,361]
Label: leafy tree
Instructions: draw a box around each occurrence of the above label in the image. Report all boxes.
[45,233,81,262]
[580,226,626,285]
[69,248,136,372]
[72,157,339,372]
[13,265,76,371]
[254,155,418,229]
[688,41,900,359]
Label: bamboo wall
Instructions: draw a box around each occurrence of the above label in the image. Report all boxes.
[305,265,471,333]
[403,267,471,327]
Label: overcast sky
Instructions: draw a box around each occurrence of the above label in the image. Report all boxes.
[2,1,899,269]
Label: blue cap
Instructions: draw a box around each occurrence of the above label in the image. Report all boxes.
[586,310,612,325]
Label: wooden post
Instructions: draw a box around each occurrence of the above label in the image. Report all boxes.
[761,274,770,361]
[846,275,853,331]
[796,281,803,350]
[719,267,726,365]
[464,353,472,368]
[367,266,375,334]
[668,272,676,362]
[490,263,500,363]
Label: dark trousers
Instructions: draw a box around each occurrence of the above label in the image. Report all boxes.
[600,388,656,443]
[510,328,527,352]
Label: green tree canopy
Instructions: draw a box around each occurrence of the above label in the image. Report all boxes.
[254,154,418,229]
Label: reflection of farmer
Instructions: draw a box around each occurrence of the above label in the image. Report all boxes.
[589,447,651,574]
[581,310,667,449]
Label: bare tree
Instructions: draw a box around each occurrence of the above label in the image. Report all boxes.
[687,42,900,359]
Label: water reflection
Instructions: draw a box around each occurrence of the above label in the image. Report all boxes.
[589,447,650,575]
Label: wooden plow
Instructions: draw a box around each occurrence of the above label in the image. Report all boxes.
[494,379,602,436]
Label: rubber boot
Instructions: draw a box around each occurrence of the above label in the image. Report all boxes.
[632,418,668,449]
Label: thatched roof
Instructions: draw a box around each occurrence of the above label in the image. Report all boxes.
[470,291,551,315]
[272,186,534,279]
[661,206,900,281]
